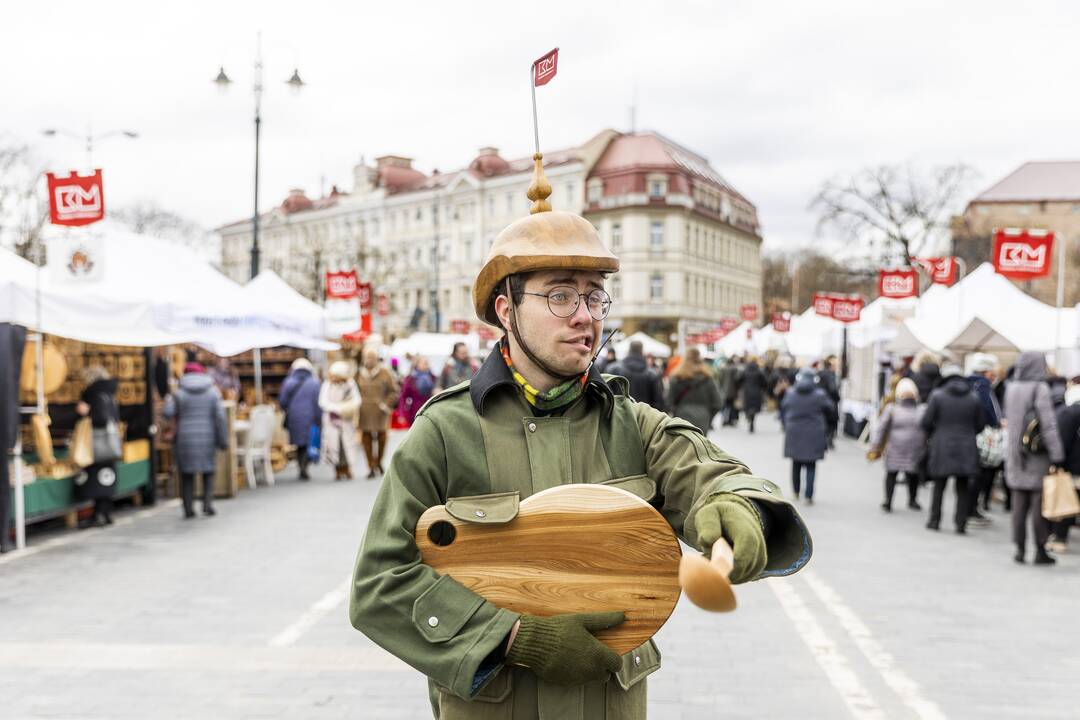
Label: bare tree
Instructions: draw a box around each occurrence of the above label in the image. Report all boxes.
[763,247,877,314]
[811,163,976,266]
[112,200,216,260]
[0,139,49,264]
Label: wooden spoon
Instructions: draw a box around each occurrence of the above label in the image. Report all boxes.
[679,538,737,612]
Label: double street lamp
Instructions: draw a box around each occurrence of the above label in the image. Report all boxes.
[214,34,306,280]
[41,127,139,171]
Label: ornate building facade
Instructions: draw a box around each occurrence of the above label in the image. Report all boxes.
[217,129,762,342]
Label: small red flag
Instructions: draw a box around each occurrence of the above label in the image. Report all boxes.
[878,269,918,299]
[46,169,105,226]
[533,48,559,87]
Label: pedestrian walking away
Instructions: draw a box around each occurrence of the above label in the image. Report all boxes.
[921,364,985,534]
[320,361,361,481]
[279,357,321,481]
[716,356,742,426]
[608,339,666,412]
[868,378,925,512]
[75,366,122,528]
[740,358,767,434]
[666,347,722,434]
[163,362,227,519]
[349,188,812,719]
[780,368,837,504]
[967,353,1003,522]
[1005,351,1066,564]
[356,348,400,479]
[397,357,436,427]
[1048,382,1080,552]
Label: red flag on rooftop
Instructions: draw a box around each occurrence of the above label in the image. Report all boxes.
[532,48,559,87]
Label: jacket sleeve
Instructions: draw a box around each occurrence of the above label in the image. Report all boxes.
[349,414,519,701]
[869,405,892,450]
[920,395,938,434]
[279,377,297,412]
[634,402,811,578]
[385,371,401,410]
[820,392,839,427]
[1035,383,1065,464]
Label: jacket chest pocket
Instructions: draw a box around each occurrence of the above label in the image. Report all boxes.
[599,474,657,502]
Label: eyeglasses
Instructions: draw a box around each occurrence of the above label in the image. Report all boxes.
[521,286,612,320]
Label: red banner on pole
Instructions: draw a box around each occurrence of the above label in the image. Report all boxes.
[878,269,918,299]
[771,313,791,332]
[812,292,834,317]
[450,319,470,334]
[46,169,104,226]
[740,304,759,322]
[831,295,864,323]
[720,317,740,332]
[532,48,559,86]
[325,269,358,299]
[357,282,372,310]
[916,256,957,286]
[992,229,1054,279]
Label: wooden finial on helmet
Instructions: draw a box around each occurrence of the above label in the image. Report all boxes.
[527,153,552,214]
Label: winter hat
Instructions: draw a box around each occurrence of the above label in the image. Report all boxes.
[329,360,352,380]
[941,363,963,379]
[184,362,206,374]
[795,369,816,384]
[969,353,998,374]
[896,378,919,401]
[290,357,314,373]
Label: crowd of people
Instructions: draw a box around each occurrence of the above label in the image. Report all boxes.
[869,350,1080,566]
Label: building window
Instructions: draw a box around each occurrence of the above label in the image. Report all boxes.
[650,273,664,302]
[650,221,664,253]
[487,195,495,215]
[506,193,514,214]
[565,183,575,205]
[587,179,603,203]
[611,275,621,301]
[611,223,622,251]
[649,180,665,198]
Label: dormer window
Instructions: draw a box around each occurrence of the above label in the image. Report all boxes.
[587,178,603,203]
[647,174,667,199]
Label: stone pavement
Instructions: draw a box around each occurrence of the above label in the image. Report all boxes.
[1,413,1078,719]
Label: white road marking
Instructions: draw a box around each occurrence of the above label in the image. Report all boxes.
[802,570,947,720]
[768,579,888,720]
[0,499,182,566]
[0,641,410,672]
[269,577,352,647]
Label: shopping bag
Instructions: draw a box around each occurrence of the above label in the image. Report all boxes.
[71,417,94,468]
[977,426,1006,468]
[91,420,123,464]
[307,424,321,463]
[1042,469,1080,521]
[390,409,410,430]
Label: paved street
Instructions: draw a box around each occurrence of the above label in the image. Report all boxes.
[2,413,1078,719]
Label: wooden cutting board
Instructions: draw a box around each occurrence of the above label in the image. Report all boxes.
[415,483,682,655]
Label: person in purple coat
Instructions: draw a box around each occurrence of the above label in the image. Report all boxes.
[397,357,436,426]
[279,358,322,480]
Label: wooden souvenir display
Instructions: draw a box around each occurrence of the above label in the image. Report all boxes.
[20,343,68,395]
[415,484,682,655]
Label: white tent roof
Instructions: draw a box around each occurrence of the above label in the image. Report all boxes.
[242,270,329,340]
[943,316,1020,354]
[1,224,335,353]
[614,331,671,358]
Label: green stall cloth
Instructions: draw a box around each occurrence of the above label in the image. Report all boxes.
[7,460,150,525]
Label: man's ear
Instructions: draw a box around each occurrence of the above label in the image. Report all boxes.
[494,294,513,333]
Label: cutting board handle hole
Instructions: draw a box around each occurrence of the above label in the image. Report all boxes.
[428,520,457,547]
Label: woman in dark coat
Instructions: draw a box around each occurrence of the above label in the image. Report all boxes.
[780,369,837,504]
[279,358,321,480]
[868,378,925,512]
[164,362,226,519]
[739,359,767,433]
[920,365,985,533]
[667,348,723,435]
[76,366,122,528]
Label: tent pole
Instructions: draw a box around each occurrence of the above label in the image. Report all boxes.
[1055,235,1065,371]
[253,347,263,405]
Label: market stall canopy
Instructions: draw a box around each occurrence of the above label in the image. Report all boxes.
[614,331,671,358]
[943,316,1021,354]
[1,224,336,353]
[241,270,329,341]
[388,332,479,375]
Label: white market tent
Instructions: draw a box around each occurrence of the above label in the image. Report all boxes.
[614,331,671,358]
[388,332,480,375]
[241,270,329,342]
[1,224,334,354]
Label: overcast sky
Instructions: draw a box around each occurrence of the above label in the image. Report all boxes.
[4,1,1078,253]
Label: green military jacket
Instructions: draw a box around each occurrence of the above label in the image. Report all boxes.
[350,348,812,720]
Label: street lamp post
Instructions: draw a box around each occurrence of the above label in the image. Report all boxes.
[214,33,305,281]
[431,194,441,333]
[42,127,139,170]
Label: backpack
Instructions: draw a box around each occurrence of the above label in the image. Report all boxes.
[1021,406,1045,455]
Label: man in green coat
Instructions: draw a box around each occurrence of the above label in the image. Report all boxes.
[350,199,812,719]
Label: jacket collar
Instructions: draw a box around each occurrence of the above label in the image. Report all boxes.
[470,339,616,418]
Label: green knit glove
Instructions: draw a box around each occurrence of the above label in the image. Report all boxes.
[505,611,624,686]
[694,493,767,584]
